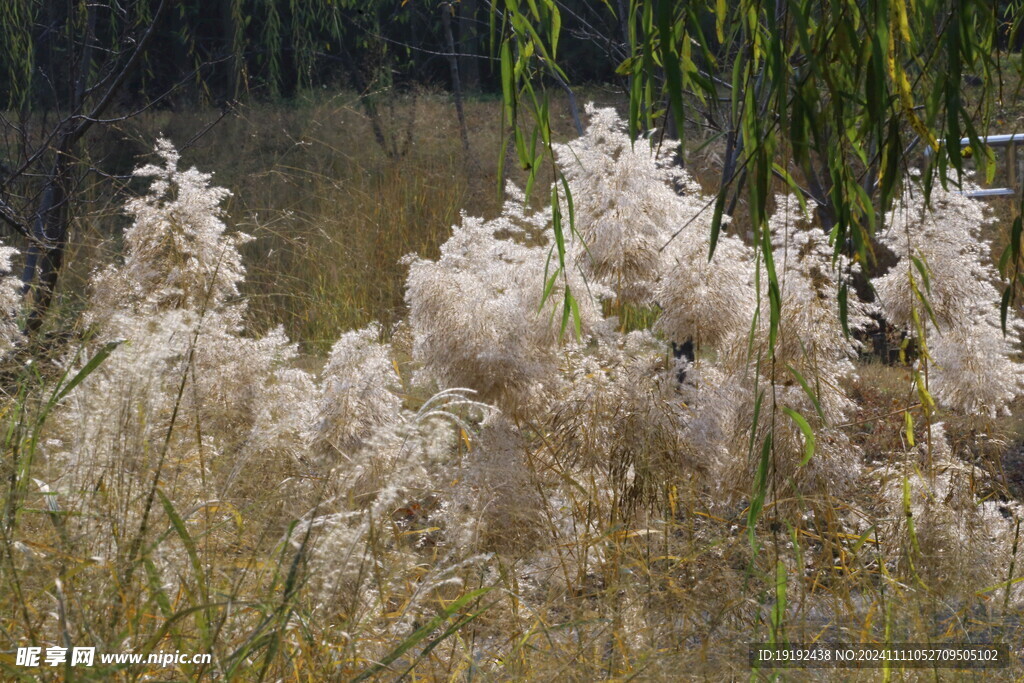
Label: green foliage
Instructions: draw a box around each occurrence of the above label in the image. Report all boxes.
[0,0,34,109]
[496,0,1024,326]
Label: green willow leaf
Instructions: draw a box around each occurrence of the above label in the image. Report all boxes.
[782,406,816,466]
[748,431,773,550]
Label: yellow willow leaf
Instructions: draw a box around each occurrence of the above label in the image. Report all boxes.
[917,382,936,415]
[860,602,878,642]
[894,0,912,43]
[889,49,937,151]
[198,502,243,530]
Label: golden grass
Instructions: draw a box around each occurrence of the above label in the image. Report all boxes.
[57,88,611,352]
[3,87,1024,680]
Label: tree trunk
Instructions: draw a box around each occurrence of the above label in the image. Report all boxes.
[441,2,470,155]
[21,152,70,333]
[457,0,480,91]
[18,0,171,332]
[221,0,243,100]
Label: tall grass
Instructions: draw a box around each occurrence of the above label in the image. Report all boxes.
[2,88,1024,681]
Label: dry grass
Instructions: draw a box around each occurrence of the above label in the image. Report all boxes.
[3,88,1024,680]
[56,88,611,352]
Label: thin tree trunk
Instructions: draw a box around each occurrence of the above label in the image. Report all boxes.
[22,154,70,333]
[441,2,470,155]
[20,0,171,332]
[22,0,93,332]
[551,72,583,136]
[617,0,633,113]
[457,0,480,91]
[221,0,242,100]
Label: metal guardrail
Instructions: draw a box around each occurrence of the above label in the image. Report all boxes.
[925,133,1024,199]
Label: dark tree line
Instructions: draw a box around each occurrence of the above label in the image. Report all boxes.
[0,0,640,112]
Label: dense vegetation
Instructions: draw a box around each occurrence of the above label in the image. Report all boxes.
[0,0,652,106]
[2,1,1024,680]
